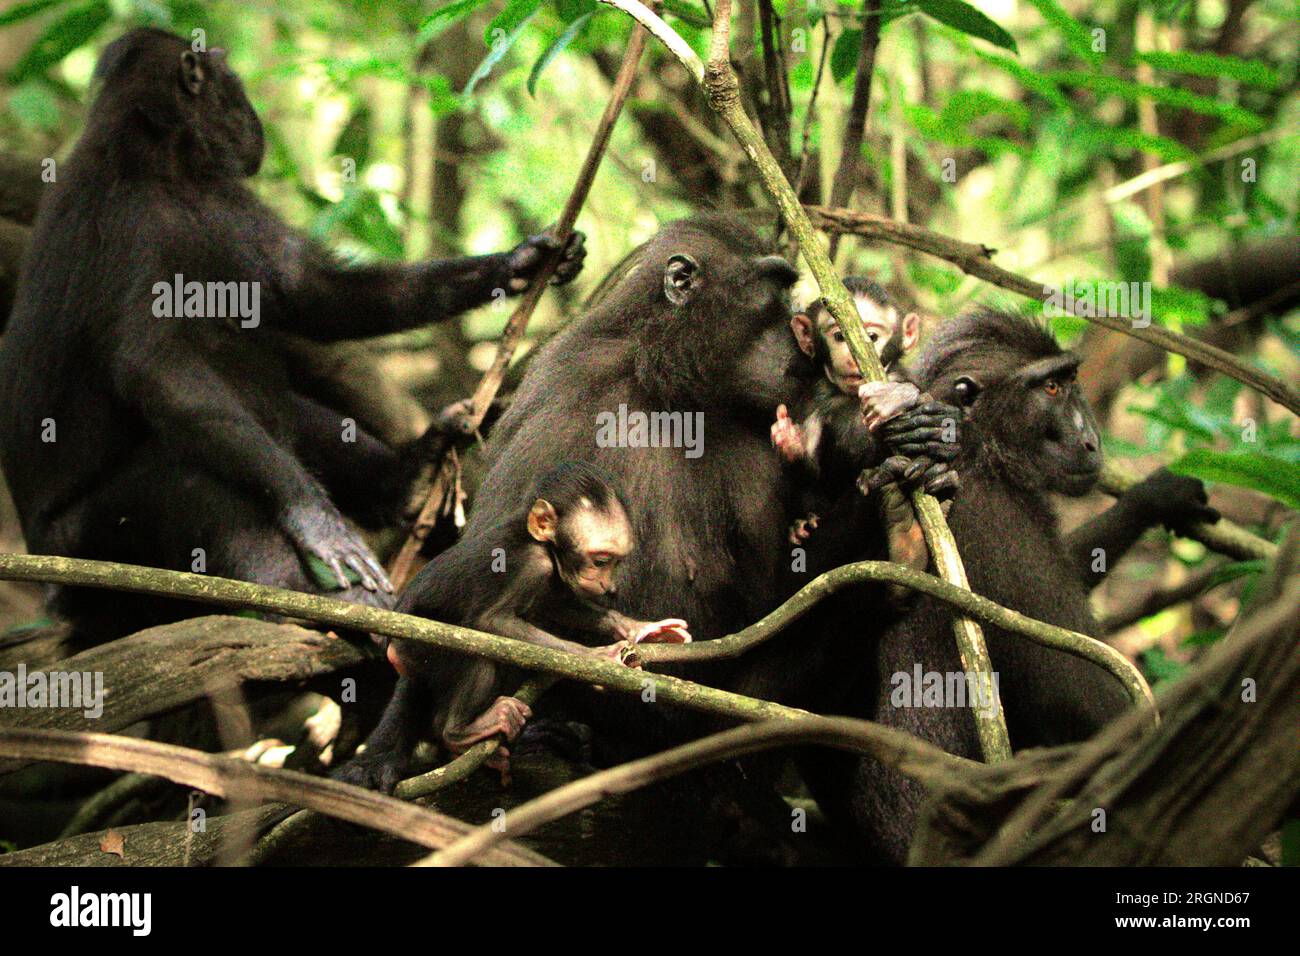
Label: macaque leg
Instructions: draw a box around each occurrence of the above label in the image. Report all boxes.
[444,696,533,786]
[333,676,431,793]
[444,696,533,752]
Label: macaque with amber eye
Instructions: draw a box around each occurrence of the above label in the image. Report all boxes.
[772,277,952,573]
[336,461,690,792]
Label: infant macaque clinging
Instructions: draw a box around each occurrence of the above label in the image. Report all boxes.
[772,277,953,571]
[337,461,690,792]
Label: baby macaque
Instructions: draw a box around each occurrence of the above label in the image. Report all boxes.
[337,461,690,792]
[772,277,942,575]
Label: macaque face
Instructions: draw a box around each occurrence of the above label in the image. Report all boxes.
[805,295,906,395]
[532,499,634,598]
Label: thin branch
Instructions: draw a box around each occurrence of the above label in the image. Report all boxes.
[792,17,831,200]
[420,716,977,866]
[598,0,1013,765]
[825,0,883,259]
[0,727,554,866]
[807,205,1300,415]
[389,16,655,589]
[1099,561,1229,635]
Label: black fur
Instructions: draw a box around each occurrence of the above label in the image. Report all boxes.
[846,309,1215,862]
[0,28,583,642]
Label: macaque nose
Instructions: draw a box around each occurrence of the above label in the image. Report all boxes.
[605,583,617,597]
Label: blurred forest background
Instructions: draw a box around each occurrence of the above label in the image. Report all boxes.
[0,0,1295,719]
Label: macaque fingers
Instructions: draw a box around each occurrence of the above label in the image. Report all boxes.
[632,619,692,644]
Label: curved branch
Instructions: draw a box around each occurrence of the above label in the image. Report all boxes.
[806,205,1300,416]
[0,727,554,867]
[639,560,1156,712]
[419,716,978,866]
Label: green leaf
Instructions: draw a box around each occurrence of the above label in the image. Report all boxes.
[1049,70,1267,131]
[917,0,1017,53]
[419,0,494,43]
[1024,0,1099,64]
[7,80,60,130]
[1140,646,1188,684]
[6,0,109,84]
[333,104,372,168]
[1136,50,1279,89]
[1204,560,1266,590]
[464,7,539,97]
[659,0,711,27]
[830,28,860,83]
[1169,448,1300,510]
[485,0,543,46]
[554,0,597,21]
[0,0,66,28]
[304,555,361,590]
[1180,628,1225,648]
[528,11,593,97]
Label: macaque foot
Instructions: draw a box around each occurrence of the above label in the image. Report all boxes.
[444,696,533,754]
[788,513,820,545]
[770,404,808,462]
[333,746,409,795]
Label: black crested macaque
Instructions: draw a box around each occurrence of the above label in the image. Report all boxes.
[0,29,584,641]
[771,276,944,575]
[849,309,1219,863]
[337,461,690,792]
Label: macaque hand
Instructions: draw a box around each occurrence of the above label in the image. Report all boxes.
[506,229,587,291]
[770,404,807,462]
[630,618,692,645]
[859,381,922,432]
[281,500,393,593]
[860,455,960,501]
[594,641,643,669]
[788,513,820,545]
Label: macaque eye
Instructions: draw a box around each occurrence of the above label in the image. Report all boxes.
[1044,379,1060,397]
[867,331,879,343]
[832,330,845,343]
[590,553,613,568]
[953,377,980,406]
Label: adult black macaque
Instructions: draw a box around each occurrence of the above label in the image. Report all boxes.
[338,461,690,793]
[846,310,1219,863]
[0,29,584,641]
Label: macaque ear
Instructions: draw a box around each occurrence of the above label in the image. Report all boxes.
[790,313,816,358]
[179,50,206,96]
[526,499,559,542]
[901,312,921,350]
[664,253,701,306]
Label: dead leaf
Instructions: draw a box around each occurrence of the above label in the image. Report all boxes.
[100,829,125,858]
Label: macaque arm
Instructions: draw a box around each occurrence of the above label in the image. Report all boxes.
[481,612,599,656]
